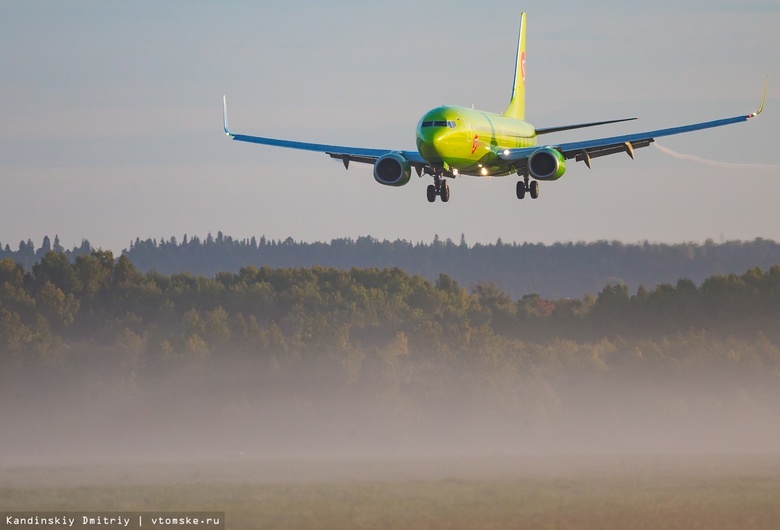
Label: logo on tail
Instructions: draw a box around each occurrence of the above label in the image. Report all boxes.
[521,52,526,86]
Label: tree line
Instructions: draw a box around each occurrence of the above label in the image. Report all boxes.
[4,234,780,299]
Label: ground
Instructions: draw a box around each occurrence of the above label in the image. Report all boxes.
[2,454,779,529]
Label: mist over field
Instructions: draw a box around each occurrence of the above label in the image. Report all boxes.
[3,338,779,465]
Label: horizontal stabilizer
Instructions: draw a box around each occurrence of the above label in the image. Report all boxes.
[535,117,637,135]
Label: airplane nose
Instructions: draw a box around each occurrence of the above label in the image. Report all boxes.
[417,128,449,162]
[417,126,438,145]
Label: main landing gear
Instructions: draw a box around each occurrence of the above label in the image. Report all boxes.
[426,174,450,203]
[424,171,539,202]
[516,176,539,200]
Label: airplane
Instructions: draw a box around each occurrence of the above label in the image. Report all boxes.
[222,11,766,203]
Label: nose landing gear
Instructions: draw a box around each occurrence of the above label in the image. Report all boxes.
[426,171,451,203]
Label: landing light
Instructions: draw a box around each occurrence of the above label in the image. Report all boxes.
[481,168,489,176]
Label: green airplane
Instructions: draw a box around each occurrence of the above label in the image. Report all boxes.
[223,12,766,203]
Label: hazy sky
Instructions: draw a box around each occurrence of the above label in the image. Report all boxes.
[1,1,779,253]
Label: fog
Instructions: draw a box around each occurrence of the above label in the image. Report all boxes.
[2,345,779,468]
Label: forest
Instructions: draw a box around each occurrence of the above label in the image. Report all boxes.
[2,248,780,456]
[3,247,780,356]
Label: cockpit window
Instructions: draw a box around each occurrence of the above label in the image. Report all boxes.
[421,120,457,128]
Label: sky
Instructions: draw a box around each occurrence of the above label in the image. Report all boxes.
[1,0,779,253]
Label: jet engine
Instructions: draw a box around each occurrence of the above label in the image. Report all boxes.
[528,147,566,181]
[373,152,412,187]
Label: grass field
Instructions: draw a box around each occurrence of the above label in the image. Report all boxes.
[2,455,780,529]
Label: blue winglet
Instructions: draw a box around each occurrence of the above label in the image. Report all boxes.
[222,95,233,136]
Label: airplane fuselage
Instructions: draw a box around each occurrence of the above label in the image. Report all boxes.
[416,106,538,177]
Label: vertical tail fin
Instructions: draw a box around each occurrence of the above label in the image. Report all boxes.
[502,12,527,120]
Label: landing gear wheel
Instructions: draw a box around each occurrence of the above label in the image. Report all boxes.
[426,184,437,203]
[529,180,540,199]
[516,181,526,200]
[440,180,450,202]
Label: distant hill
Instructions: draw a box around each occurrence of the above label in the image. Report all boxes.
[4,234,780,299]
[122,234,780,299]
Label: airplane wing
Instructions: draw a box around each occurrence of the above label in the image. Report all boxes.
[222,96,427,170]
[501,80,767,169]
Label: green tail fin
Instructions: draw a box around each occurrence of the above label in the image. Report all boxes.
[502,12,527,120]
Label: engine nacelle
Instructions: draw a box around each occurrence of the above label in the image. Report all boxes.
[373,152,412,187]
[528,147,567,181]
